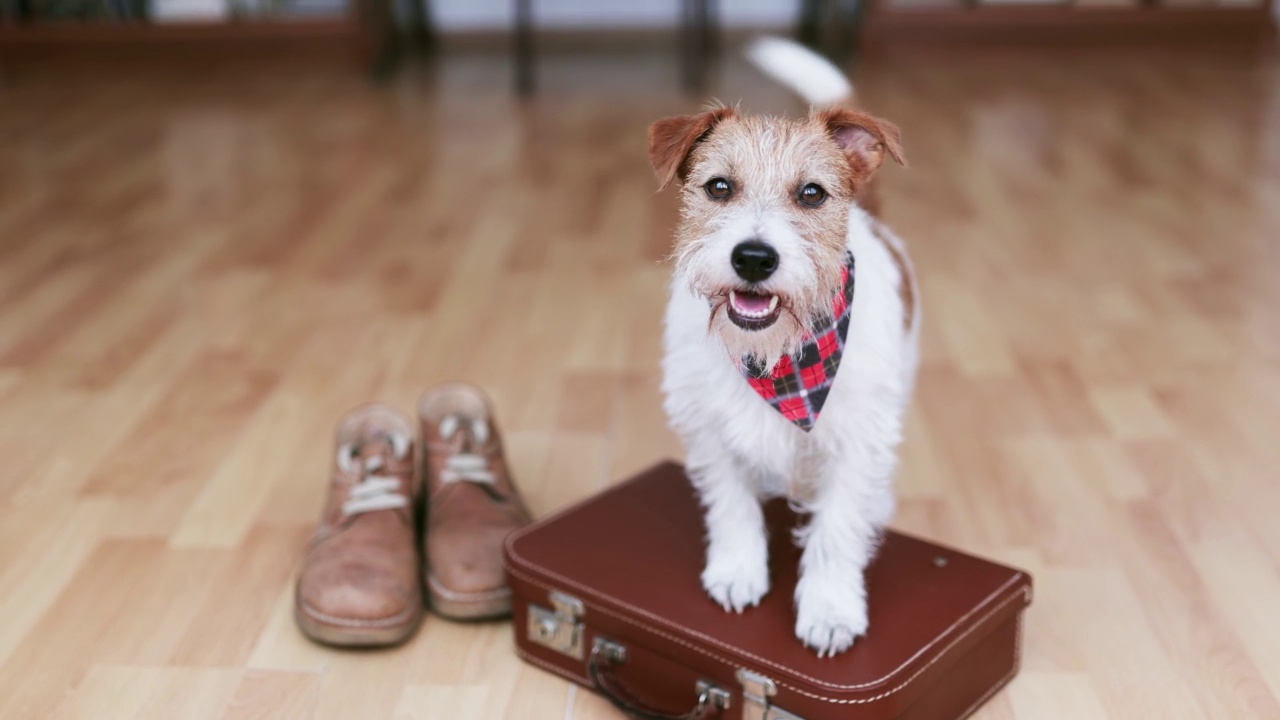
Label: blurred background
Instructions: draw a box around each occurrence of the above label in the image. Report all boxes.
[2,2,1280,720]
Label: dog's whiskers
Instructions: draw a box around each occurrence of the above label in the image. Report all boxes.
[782,305,805,331]
[706,297,728,334]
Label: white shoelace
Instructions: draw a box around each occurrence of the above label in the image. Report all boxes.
[338,432,411,516]
[438,414,496,486]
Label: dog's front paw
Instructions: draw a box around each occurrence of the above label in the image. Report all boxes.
[794,573,868,658]
[701,548,770,613]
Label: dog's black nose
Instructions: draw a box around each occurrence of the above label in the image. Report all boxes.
[731,241,779,283]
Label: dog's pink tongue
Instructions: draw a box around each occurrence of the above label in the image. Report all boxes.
[734,293,773,313]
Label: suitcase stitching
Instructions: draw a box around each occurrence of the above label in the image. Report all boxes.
[775,590,1029,704]
[954,611,1023,720]
[518,617,1023,718]
[508,560,1029,702]
[770,592,1027,705]
[506,557,1022,689]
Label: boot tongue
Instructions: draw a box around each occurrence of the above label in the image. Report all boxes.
[350,426,411,469]
[440,414,490,453]
[356,437,397,465]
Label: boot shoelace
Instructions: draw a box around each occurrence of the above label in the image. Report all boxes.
[438,414,497,488]
[338,432,411,516]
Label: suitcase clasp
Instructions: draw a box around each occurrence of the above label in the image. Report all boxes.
[528,590,586,660]
[736,669,806,720]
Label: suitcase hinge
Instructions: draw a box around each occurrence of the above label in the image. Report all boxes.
[527,590,586,660]
[736,669,807,720]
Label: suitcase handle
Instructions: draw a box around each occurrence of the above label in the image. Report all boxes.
[588,637,729,720]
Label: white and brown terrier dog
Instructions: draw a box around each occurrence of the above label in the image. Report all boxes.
[649,38,919,657]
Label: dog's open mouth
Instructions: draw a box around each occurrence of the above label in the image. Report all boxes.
[727,290,781,331]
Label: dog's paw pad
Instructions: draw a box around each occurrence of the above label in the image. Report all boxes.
[701,559,770,613]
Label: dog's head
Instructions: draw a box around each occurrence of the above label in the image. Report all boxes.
[649,104,904,367]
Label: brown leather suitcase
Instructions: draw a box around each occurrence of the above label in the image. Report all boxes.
[504,462,1032,720]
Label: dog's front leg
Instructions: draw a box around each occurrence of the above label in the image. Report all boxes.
[793,453,894,657]
[689,450,770,612]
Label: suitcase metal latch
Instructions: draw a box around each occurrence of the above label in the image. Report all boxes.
[736,669,807,720]
[528,591,586,660]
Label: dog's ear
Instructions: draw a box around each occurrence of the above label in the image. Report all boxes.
[815,107,906,184]
[648,107,734,190]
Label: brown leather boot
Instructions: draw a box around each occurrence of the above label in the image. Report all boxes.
[419,384,532,620]
[294,404,424,646]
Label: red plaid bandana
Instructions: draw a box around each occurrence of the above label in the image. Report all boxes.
[741,254,855,432]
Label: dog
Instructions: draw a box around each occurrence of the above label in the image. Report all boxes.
[648,37,920,658]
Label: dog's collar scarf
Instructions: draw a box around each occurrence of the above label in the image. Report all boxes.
[740,253,855,432]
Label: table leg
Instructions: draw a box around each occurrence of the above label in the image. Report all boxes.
[514,0,535,95]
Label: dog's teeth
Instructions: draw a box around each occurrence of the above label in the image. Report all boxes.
[728,291,779,319]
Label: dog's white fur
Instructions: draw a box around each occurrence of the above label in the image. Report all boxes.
[660,40,920,657]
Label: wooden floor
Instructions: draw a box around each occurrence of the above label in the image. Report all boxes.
[2,43,1280,720]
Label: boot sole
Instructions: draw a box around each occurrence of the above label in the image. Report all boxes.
[294,601,424,648]
[426,574,512,620]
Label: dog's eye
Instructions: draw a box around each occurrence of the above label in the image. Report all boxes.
[704,178,733,200]
[798,183,827,206]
